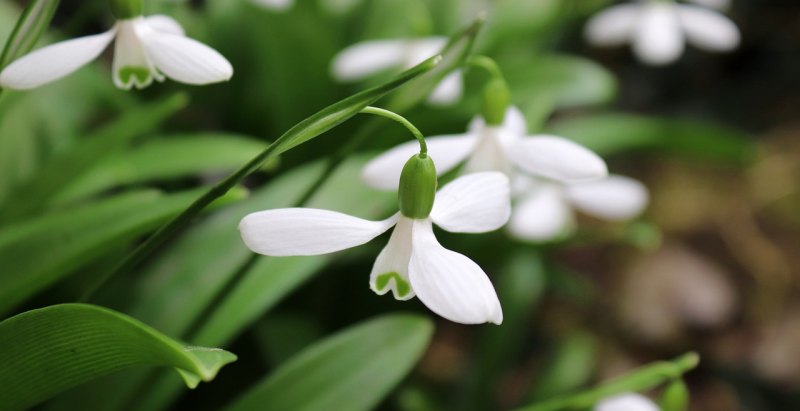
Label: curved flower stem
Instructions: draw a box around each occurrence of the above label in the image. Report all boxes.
[514,352,700,411]
[467,55,505,81]
[360,106,427,155]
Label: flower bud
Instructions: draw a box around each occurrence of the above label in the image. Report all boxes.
[110,0,143,19]
[398,154,437,219]
[481,77,510,126]
[659,379,690,411]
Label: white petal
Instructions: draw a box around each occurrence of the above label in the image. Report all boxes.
[361,135,477,190]
[330,39,407,81]
[594,393,659,411]
[677,5,740,51]
[404,37,447,68]
[137,24,233,85]
[634,3,684,65]
[463,127,516,175]
[239,208,397,256]
[370,216,415,300]
[144,15,186,36]
[408,219,503,325]
[113,20,161,90]
[431,172,511,233]
[0,28,116,90]
[468,106,528,136]
[427,70,463,105]
[565,175,649,221]
[687,0,731,11]
[584,4,640,46]
[508,184,573,241]
[506,136,607,182]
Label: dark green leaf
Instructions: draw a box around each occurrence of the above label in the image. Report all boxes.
[0,0,60,70]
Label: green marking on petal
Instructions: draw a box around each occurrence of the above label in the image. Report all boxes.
[119,66,152,86]
[375,272,411,298]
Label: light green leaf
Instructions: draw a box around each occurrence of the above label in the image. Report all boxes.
[224,314,433,411]
[0,303,236,411]
[547,112,755,165]
[54,133,273,204]
[0,93,189,222]
[528,332,597,401]
[0,186,245,316]
[0,0,60,70]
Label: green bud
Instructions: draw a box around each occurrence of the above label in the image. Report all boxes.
[110,0,143,19]
[398,154,437,219]
[659,379,690,411]
[481,77,510,126]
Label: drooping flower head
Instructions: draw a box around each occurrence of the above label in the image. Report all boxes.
[584,0,740,65]
[0,1,233,90]
[331,37,462,105]
[239,152,511,325]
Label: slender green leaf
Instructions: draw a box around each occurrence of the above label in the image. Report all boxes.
[54,133,273,204]
[0,93,189,222]
[0,0,60,70]
[528,332,597,402]
[0,186,245,316]
[0,304,236,411]
[547,112,755,165]
[224,314,433,411]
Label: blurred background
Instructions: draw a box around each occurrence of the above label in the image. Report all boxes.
[2,0,800,410]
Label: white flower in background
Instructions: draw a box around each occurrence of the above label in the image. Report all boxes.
[595,393,660,411]
[0,15,233,90]
[584,0,740,65]
[362,107,607,189]
[331,36,462,105]
[509,174,649,241]
[239,171,510,325]
[250,0,293,12]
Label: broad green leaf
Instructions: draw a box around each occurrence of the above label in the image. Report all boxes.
[54,133,273,204]
[0,93,189,222]
[527,332,597,402]
[504,54,617,109]
[0,303,236,411]
[0,0,59,70]
[224,314,433,411]
[547,112,755,165]
[0,186,245,316]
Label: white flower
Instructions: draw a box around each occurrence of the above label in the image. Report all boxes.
[239,172,510,325]
[330,36,462,105]
[508,174,649,241]
[594,393,660,411]
[362,107,607,190]
[250,0,293,12]
[0,15,233,90]
[584,0,740,65]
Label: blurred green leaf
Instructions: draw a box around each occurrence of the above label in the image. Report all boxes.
[547,112,755,165]
[659,379,690,411]
[0,0,59,71]
[54,133,272,204]
[0,303,236,411]
[0,93,189,222]
[224,314,433,411]
[0,186,245,316]
[528,332,597,401]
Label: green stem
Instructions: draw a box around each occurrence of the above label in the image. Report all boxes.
[514,352,700,411]
[467,55,505,81]
[359,106,426,155]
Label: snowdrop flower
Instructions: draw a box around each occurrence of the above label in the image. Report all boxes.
[331,37,462,105]
[585,0,740,65]
[239,154,510,325]
[362,106,607,191]
[595,393,660,411]
[509,174,649,241]
[0,3,233,90]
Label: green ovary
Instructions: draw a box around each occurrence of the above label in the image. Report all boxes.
[119,66,151,86]
[375,272,411,298]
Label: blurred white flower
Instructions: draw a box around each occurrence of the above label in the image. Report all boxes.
[362,107,607,190]
[250,0,293,12]
[584,0,740,65]
[0,15,233,90]
[330,37,462,105]
[508,174,649,241]
[239,171,510,325]
[595,393,660,411]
